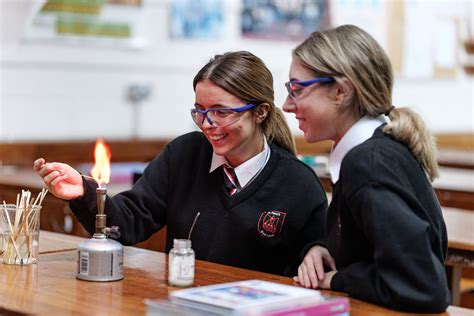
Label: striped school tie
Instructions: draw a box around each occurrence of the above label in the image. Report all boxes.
[223,165,240,196]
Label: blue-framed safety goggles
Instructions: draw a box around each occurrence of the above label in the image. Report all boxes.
[285,77,335,98]
[191,102,258,127]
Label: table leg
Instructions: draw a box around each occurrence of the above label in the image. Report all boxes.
[446,265,462,306]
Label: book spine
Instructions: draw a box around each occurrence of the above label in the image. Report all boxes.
[262,298,349,316]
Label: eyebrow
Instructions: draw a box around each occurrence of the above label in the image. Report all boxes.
[288,78,300,82]
[194,102,232,109]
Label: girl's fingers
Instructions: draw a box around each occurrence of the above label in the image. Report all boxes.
[43,170,63,185]
[39,164,67,180]
[326,255,337,271]
[33,158,45,171]
[297,266,305,287]
[300,264,312,288]
[50,174,68,188]
[37,163,58,178]
[312,253,325,281]
[305,258,319,288]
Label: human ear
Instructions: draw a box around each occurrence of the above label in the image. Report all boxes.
[254,103,270,123]
[333,77,354,108]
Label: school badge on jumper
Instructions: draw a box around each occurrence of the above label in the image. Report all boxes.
[257,211,286,237]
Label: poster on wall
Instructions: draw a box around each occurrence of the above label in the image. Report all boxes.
[331,0,389,61]
[402,0,459,79]
[169,0,223,40]
[241,0,331,41]
[24,0,146,49]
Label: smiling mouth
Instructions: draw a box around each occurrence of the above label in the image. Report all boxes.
[208,133,227,141]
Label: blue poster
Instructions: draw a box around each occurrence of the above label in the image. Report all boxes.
[241,0,330,41]
[169,0,223,40]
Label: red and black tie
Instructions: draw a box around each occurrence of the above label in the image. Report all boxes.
[223,165,240,196]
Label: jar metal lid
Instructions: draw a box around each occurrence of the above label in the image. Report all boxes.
[173,239,191,249]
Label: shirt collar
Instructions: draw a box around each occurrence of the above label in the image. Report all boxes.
[210,136,270,188]
[328,115,386,183]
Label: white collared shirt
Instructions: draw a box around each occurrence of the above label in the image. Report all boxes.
[329,115,387,183]
[209,136,271,189]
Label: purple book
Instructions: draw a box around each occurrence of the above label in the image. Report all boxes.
[263,296,349,316]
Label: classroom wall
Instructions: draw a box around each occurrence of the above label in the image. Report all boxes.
[0,0,472,142]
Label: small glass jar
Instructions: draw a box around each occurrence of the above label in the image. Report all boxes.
[168,239,195,287]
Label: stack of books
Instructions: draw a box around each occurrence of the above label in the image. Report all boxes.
[145,280,349,315]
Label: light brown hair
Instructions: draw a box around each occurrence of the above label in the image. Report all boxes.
[193,51,296,155]
[293,25,438,180]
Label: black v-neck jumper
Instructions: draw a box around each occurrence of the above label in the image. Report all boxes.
[70,132,328,276]
[328,127,450,312]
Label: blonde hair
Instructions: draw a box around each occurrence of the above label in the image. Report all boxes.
[294,25,438,181]
[193,51,296,155]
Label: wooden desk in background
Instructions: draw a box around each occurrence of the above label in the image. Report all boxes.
[438,150,474,170]
[0,231,470,316]
[433,168,474,210]
[443,207,474,306]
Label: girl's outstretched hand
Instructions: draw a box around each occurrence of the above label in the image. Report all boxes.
[33,158,84,200]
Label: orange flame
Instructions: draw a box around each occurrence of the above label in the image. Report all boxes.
[91,138,111,187]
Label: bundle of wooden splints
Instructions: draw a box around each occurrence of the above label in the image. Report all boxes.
[1,188,48,264]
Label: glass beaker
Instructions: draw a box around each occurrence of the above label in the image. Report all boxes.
[0,204,41,264]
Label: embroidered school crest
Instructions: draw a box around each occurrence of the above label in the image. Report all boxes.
[257,211,286,238]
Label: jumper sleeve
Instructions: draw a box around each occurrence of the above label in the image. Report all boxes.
[290,161,328,262]
[299,197,328,260]
[69,146,170,245]
[330,182,450,313]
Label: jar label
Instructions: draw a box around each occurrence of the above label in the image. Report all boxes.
[179,260,194,278]
[169,255,195,286]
